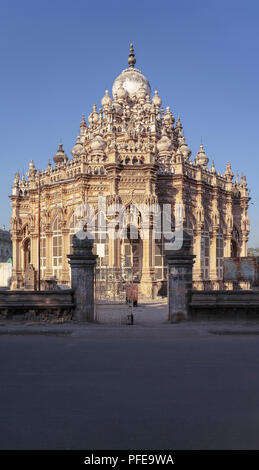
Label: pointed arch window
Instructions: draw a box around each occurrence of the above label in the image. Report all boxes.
[40,229,46,278]
[216,230,224,280]
[201,222,210,280]
[52,216,62,278]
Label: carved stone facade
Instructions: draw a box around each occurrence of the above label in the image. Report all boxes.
[9,44,250,294]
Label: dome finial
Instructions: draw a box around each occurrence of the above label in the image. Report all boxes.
[128,41,136,68]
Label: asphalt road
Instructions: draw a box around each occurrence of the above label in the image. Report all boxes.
[1,325,259,450]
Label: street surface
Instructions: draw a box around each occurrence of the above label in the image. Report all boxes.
[1,303,259,449]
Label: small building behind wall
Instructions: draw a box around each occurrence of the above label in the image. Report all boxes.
[0,261,12,288]
[0,228,12,263]
[0,228,12,288]
[224,257,259,290]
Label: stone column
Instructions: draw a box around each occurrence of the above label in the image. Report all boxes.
[192,228,203,290]
[140,226,154,297]
[10,234,22,289]
[225,233,232,258]
[108,233,115,268]
[166,231,196,322]
[209,230,218,288]
[67,234,98,322]
[30,233,38,270]
[240,236,248,257]
[61,228,70,283]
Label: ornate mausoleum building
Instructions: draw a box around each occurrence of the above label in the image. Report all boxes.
[10,44,250,294]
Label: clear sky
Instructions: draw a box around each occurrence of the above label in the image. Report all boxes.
[0,0,258,246]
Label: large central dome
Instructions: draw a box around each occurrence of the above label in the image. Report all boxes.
[112,43,151,99]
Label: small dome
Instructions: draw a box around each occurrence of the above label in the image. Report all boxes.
[113,102,123,116]
[164,106,174,124]
[180,137,191,159]
[71,136,84,157]
[101,90,112,107]
[90,135,107,153]
[157,133,172,153]
[53,143,68,164]
[27,159,36,179]
[117,84,128,100]
[137,86,147,101]
[195,143,208,166]
[88,104,99,124]
[144,95,151,112]
[152,90,162,107]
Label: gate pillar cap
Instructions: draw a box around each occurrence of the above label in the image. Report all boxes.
[71,233,94,255]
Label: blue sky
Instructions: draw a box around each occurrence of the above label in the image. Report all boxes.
[0,0,258,246]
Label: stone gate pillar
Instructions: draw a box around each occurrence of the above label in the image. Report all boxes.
[67,234,98,322]
[166,231,196,322]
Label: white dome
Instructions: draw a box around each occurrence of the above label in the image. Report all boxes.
[152,90,162,107]
[157,135,173,153]
[71,141,84,157]
[101,90,112,107]
[112,67,151,100]
[195,143,208,166]
[117,84,128,100]
[113,102,123,116]
[90,135,107,153]
[137,86,147,101]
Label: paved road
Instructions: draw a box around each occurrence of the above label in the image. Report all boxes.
[1,320,259,450]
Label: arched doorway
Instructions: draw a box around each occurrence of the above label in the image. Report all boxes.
[121,225,142,281]
[119,205,143,280]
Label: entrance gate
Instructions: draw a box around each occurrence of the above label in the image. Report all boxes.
[94,267,134,324]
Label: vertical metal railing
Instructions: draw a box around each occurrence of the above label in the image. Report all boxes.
[94,266,134,323]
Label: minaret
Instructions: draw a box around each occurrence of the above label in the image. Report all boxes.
[80,113,87,135]
[80,113,87,129]
[175,116,183,136]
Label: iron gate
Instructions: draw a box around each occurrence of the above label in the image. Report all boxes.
[94,267,134,324]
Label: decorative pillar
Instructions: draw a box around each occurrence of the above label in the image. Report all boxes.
[10,235,22,289]
[67,234,98,322]
[166,231,196,322]
[140,226,154,297]
[192,227,203,289]
[108,230,115,268]
[61,228,70,283]
[240,236,248,257]
[209,229,218,288]
[30,233,38,270]
[225,234,232,258]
